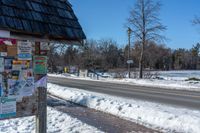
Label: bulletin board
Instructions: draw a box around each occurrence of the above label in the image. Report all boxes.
[0,38,48,120]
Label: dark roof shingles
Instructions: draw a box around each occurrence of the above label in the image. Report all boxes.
[0,0,86,40]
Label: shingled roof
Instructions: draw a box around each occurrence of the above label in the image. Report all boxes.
[0,0,86,42]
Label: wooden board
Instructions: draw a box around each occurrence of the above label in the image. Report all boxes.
[16,91,38,118]
[0,91,38,120]
[0,40,46,120]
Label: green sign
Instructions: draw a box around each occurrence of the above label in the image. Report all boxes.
[33,56,47,74]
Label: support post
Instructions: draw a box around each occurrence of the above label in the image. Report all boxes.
[36,85,47,133]
[35,42,48,133]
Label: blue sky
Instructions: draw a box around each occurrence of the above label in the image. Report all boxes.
[69,0,200,49]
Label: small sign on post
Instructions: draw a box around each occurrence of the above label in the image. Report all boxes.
[127,60,134,64]
[33,56,48,75]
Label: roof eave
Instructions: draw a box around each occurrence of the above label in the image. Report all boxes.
[0,28,85,45]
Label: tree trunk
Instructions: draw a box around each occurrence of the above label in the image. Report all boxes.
[139,42,144,79]
[139,59,143,78]
[139,0,145,79]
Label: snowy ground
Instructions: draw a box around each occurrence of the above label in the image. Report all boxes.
[48,70,200,91]
[0,107,103,133]
[48,83,200,133]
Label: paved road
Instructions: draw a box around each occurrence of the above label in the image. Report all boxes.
[48,76,200,109]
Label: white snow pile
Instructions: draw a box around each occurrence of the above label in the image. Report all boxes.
[48,73,77,78]
[48,83,200,133]
[0,107,103,133]
[120,77,200,91]
[48,70,200,91]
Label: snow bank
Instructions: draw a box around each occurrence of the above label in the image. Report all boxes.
[48,83,200,133]
[158,70,200,80]
[0,107,103,133]
[120,78,200,91]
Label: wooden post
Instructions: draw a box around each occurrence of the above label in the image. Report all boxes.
[35,42,48,133]
[36,80,47,133]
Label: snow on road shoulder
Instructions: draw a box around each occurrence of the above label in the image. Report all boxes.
[48,83,200,133]
[48,71,200,91]
[0,107,103,133]
[120,78,200,91]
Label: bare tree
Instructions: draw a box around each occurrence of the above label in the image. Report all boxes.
[193,16,200,25]
[48,43,67,72]
[127,0,166,78]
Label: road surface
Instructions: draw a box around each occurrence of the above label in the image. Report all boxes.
[48,76,200,109]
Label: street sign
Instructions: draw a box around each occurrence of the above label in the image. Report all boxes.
[127,60,133,64]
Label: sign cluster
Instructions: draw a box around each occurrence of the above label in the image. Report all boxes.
[0,38,48,120]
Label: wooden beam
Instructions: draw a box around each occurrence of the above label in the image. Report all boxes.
[10,33,83,45]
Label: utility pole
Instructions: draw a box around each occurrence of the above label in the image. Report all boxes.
[127,27,132,78]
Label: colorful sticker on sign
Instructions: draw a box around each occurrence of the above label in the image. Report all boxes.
[33,56,47,74]
[0,38,16,45]
[0,96,16,119]
[40,42,49,50]
[19,77,34,97]
[18,41,32,60]
[4,57,14,70]
[0,85,2,96]
[35,76,47,89]
[12,60,22,71]
[0,58,4,72]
